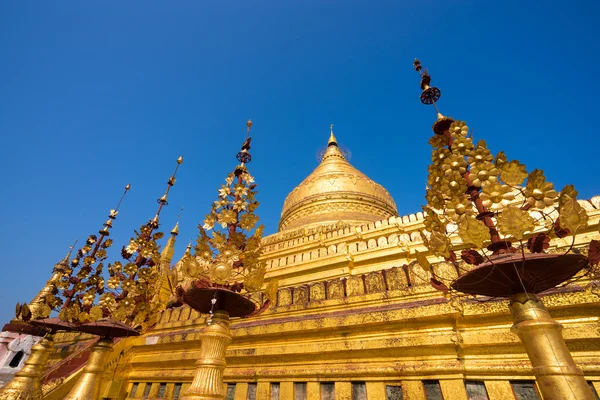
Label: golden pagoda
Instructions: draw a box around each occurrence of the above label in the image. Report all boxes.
[3,109,600,399]
[279,125,397,231]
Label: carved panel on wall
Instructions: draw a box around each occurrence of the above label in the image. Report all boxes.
[347,243,357,253]
[434,262,458,281]
[346,275,365,297]
[278,288,293,306]
[179,306,191,321]
[365,272,385,293]
[358,241,367,251]
[170,307,182,322]
[385,266,408,291]
[408,262,431,286]
[251,292,263,305]
[310,282,326,302]
[327,279,345,299]
[293,286,309,305]
[399,233,411,244]
[160,309,172,324]
[368,239,377,249]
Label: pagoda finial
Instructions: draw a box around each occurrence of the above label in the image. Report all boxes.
[237,121,253,165]
[328,124,338,147]
[151,156,183,228]
[171,221,180,236]
[413,58,454,135]
[159,221,180,268]
[99,184,130,236]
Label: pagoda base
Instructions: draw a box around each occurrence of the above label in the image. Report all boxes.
[509,293,595,400]
[181,310,232,400]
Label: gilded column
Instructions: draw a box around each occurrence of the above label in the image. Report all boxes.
[64,338,114,400]
[0,334,54,400]
[509,293,594,400]
[182,311,232,400]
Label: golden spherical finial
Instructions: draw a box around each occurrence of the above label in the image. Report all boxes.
[125,184,131,191]
[177,156,183,165]
[247,120,253,129]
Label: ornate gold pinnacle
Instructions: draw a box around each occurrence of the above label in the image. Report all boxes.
[414,59,596,400]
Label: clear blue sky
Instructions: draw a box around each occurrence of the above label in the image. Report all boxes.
[1,1,598,324]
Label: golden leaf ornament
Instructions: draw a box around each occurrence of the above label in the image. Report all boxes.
[458,216,490,249]
[497,205,536,240]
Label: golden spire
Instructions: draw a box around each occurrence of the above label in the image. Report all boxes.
[41,184,130,321]
[108,157,185,327]
[413,58,454,134]
[151,156,183,228]
[171,221,180,235]
[279,127,397,231]
[328,124,338,146]
[26,245,75,320]
[322,126,345,162]
[160,221,180,267]
[152,221,181,308]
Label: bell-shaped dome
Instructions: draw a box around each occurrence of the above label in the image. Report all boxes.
[279,130,398,231]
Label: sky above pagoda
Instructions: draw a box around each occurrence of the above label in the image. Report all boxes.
[0,1,598,324]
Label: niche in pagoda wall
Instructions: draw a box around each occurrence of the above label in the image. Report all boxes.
[0,331,41,386]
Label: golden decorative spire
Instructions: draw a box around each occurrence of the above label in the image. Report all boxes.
[43,184,130,322]
[103,156,184,329]
[171,221,180,236]
[190,120,267,294]
[160,222,179,267]
[174,241,194,287]
[279,127,397,231]
[328,124,338,146]
[27,246,74,320]
[152,221,181,309]
[151,156,183,228]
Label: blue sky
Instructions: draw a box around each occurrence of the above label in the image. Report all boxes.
[0,1,598,324]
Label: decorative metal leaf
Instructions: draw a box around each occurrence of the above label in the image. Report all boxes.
[461,249,484,265]
[21,303,32,322]
[589,240,600,265]
[527,233,550,253]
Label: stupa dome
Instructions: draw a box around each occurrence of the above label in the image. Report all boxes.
[279,130,398,231]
